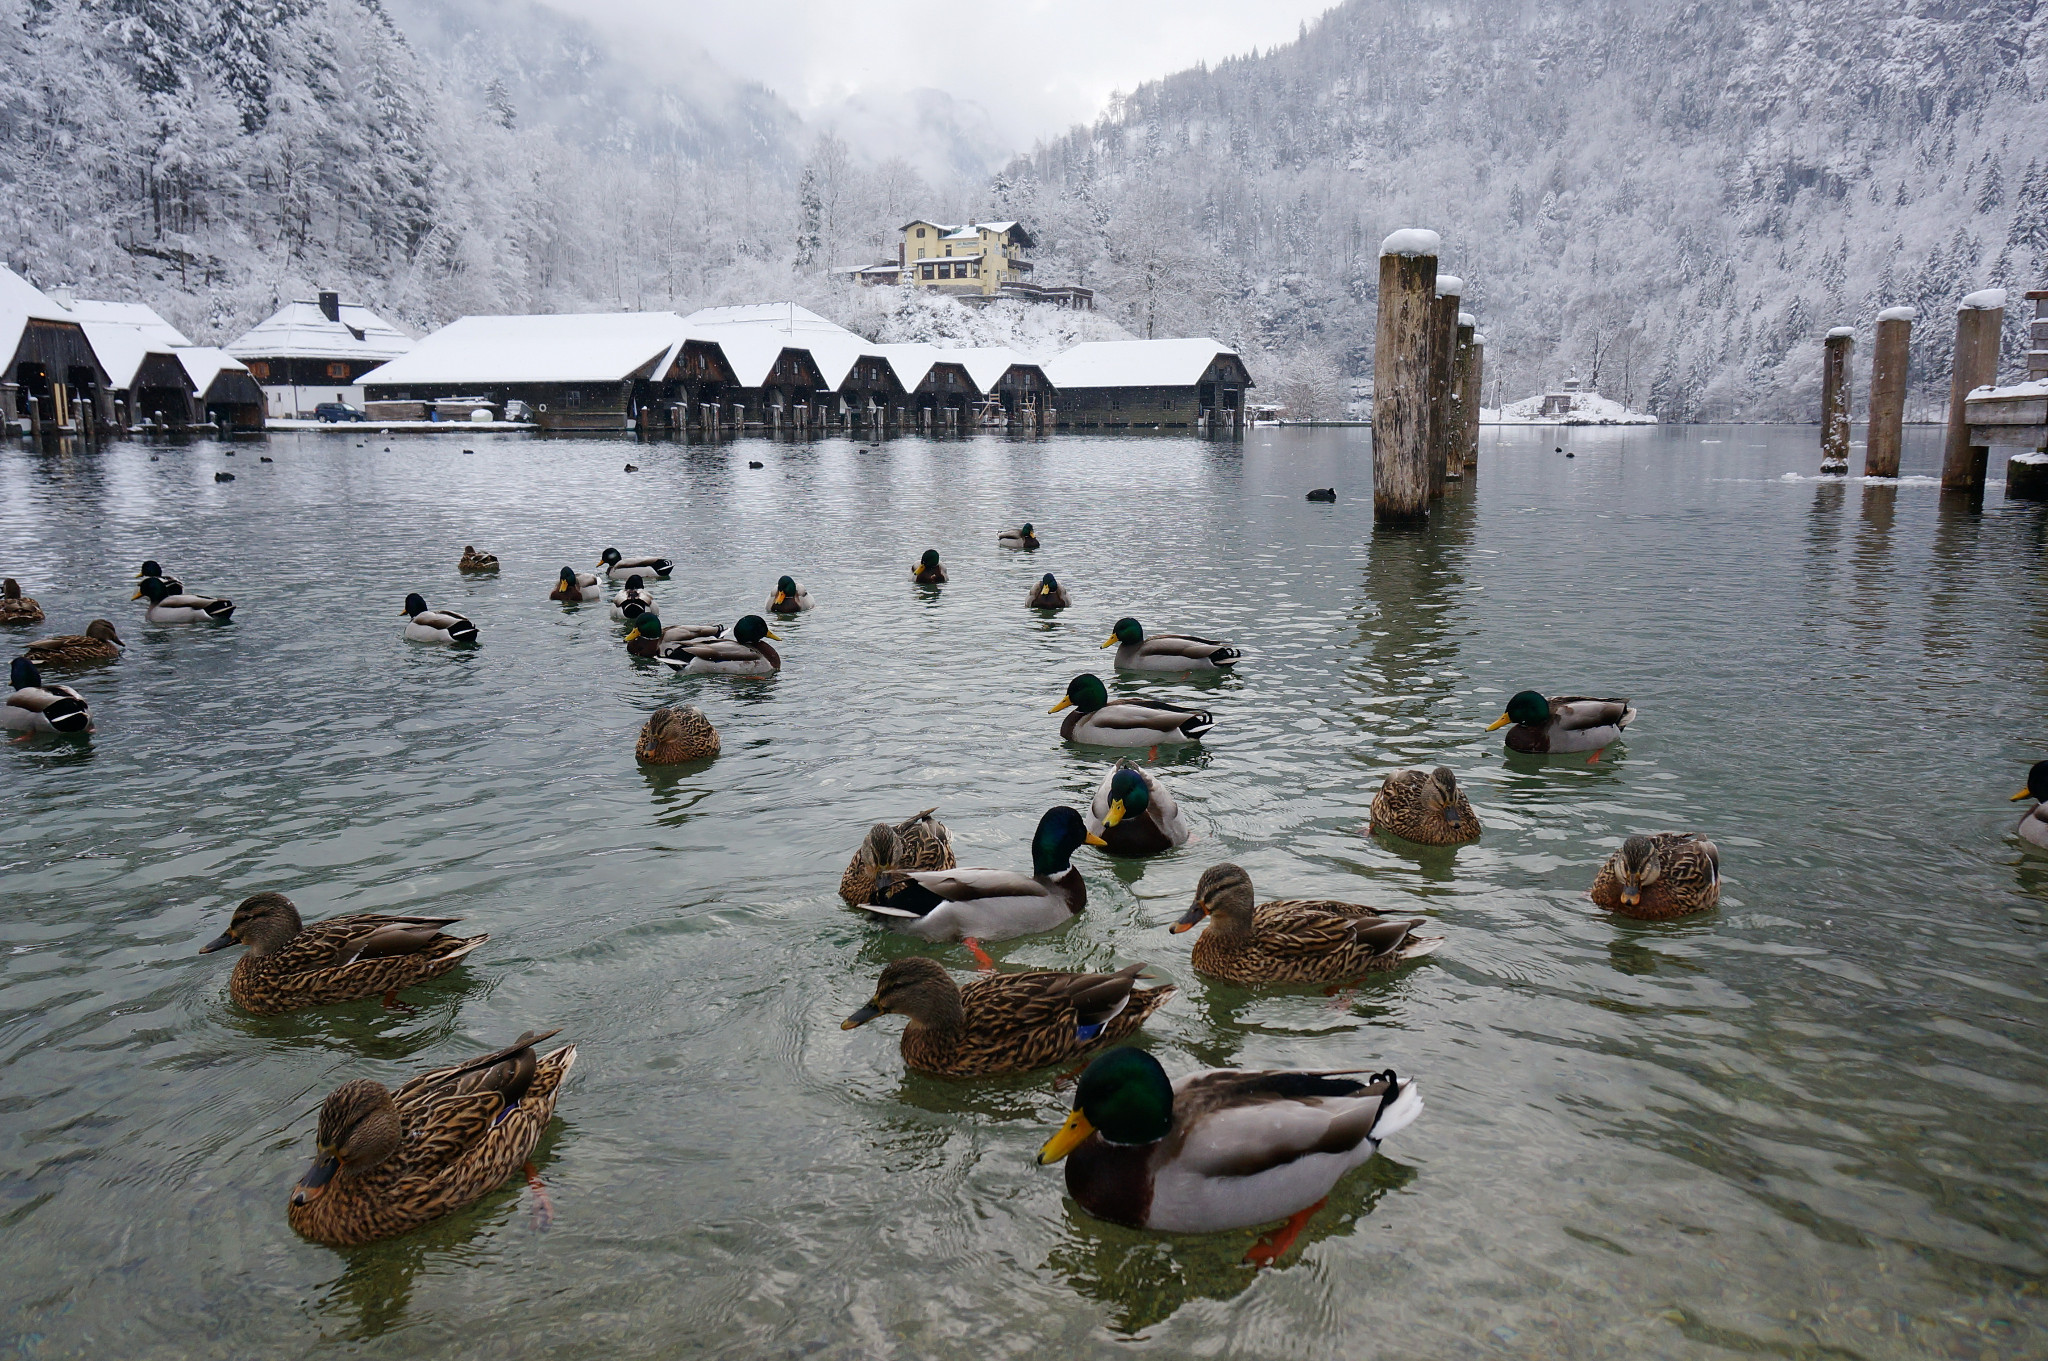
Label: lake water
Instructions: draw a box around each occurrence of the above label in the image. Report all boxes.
[1,422,2043,1359]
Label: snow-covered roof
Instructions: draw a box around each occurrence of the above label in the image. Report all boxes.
[226,300,413,362]
[63,299,192,347]
[680,302,855,335]
[356,313,681,387]
[1039,338,1248,390]
[869,343,945,391]
[176,347,253,396]
[80,322,181,390]
[0,266,77,367]
[677,303,875,386]
[932,345,1044,391]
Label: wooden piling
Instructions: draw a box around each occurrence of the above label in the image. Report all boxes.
[1448,316,1476,482]
[1372,229,1440,526]
[1463,334,1484,470]
[1865,308,1912,477]
[1427,276,1462,496]
[1942,290,2005,492]
[1820,328,1853,473]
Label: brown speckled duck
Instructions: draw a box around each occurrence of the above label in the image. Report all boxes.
[841,956,1172,1078]
[458,545,499,572]
[1,579,43,625]
[1589,833,1720,920]
[839,808,956,907]
[1171,863,1443,984]
[636,705,719,763]
[287,1029,576,1246]
[24,619,125,667]
[198,892,488,1014]
[1368,766,1480,845]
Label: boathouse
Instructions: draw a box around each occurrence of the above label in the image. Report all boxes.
[936,346,1052,426]
[226,292,414,419]
[66,298,195,428]
[177,349,266,429]
[1,267,104,435]
[1038,339,1251,429]
[680,304,894,427]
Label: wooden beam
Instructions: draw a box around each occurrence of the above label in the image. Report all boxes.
[1942,293,2004,492]
[1865,310,1911,478]
[1820,329,1852,474]
[1372,230,1439,526]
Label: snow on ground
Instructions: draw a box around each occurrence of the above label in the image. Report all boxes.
[816,288,1134,360]
[1482,392,1657,425]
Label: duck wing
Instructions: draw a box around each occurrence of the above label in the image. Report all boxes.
[279,914,466,972]
[666,638,762,665]
[1548,697,1633,732]
[962,963,1153,1033]
[1143,634,1241,665]
[1096,698,1210,733]
[1168,1068,1405,1176]
[868,867,1049,916]
[894,809,955,872]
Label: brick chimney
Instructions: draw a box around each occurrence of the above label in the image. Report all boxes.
[318,291,341,322]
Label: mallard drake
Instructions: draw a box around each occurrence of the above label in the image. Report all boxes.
[598,547,673,580]
[860,806,1104,959]
[1368,767,1479,845]
[134,575,234,622]
[1086,761,1191,856]
[912,549,947,584]
[551,566,602,602]
[198,891,488,1014]
[2014,762,2048,851]
[839,808,956,907]
[402,593,478,645]
[766,575,814,614]
[842,956,1172,1078]
[610,576,655,623]
[287,1029,576,1247]
[636,704,719,763]
[2,578,45,624]
[1037,1047,1422,1237]
[1052,673,1213,747]
[1171,863,1442,984]
[24,619,125,667]
[1487,691,1634,753]
[1103,618,1241,672]
[657,614,780,675]
[134,560,184,594]
[3,657,89,733]
[458,546,500,572]
[1027,574,1070,610]
[1589,833,1720,920]
[998,523,1040,550]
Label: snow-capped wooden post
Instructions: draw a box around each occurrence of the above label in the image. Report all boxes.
[1448,314,1476,483]
[1820,327,1853,473]
[1373,228,1439,526]
[1463,329,1484,471]
[1428,275,1463,495]
[1942,289,2005,492]
[1865,307,1913,477]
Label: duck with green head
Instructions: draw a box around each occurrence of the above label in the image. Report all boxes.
[1037,1047,1423,1240]
[1103,617,1241,672]
[1052,673,1213,747]
[609,574,654,622]
[1486,690,1634,754]
[2,656,89,733]
[659,614,781,675]
[765,575,814,613]
[550,566,601,602]
[912,549,947,584]
[998,523,1040,550]
[1086,761,1190,855]
[1027,573,1070,610]
[859,806,1105,966]
[2014,761,2048,851]
[597,547,673,580]
[401,593,478,645]
[134,575,234,622]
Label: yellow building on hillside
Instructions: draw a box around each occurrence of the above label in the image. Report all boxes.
[898,220,1035,297]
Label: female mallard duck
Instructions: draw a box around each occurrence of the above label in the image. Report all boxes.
[24,619,125,667]
[839,808,956,907]
[1052,673,1213,747]
[1170,863,1442,984]
[1589,833,1720,920]
[551,566,602,602]
[402,593,478,645]
[998,523,1040,550]
[766,575,814,614]
[198,891,488,1014]
[658,614,780,675]
[1,578,44,625]
[860,806,1104,964]
[134,576,234,622]
[912,549,947,584]
[3,657,89,733]
[636,704,719,763]
[458,546,499,572]
[287,1029,576,1247]
[1037,1047,1422,1242]
[598,547,673,580]
[1487,690,1634,753]
[134,560,184,594]
[610,576,655,623]
[1086,761,1191,856]
[1103,617,1241,672]
[2014,761,2048,851]
[842,956,1173,1078]
[1027,573,1070,610]
[1368,766,1479,845]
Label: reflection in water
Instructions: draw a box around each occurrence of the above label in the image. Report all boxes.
[1847,483,1896,650]
[1044,1155,1417,1335]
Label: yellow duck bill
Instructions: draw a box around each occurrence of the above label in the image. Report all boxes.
[1037,1108,1095,1164]
[1485,714,1513,731]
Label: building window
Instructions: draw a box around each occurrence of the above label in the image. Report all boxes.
[916,227,926,237]
[327,362,349,380]
[922,264,935,280]
[246,361,269,380]
[566,389,583,405]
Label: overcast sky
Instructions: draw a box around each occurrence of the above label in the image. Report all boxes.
[541,0,1337,155]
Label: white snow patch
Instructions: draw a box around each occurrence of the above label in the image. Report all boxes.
[1379,228,1441,257]
[1876,306,1917,323]
[1483,391,1655,425]
[1777,472,1939,485]
[1826,326,1854,339]
[2011,451,2048,465]
[1969,379,2048,400]
[1458,311,1476,327]
[1959,288,2006,311]
[1435,274,1464,296]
